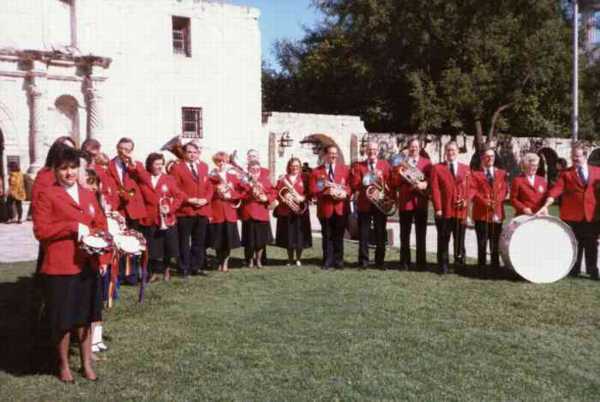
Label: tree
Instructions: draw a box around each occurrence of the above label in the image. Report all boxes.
[265,0,582,145]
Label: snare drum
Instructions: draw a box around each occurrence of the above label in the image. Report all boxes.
[499,215,577,284]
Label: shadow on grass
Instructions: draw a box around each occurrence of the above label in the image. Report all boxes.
[0,275,54,377]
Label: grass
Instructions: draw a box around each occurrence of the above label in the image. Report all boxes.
[1,240,600,401]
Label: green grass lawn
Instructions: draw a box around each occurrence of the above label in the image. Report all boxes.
[1,241,600,401]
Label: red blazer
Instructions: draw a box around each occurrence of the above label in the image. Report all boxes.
[92,164,120,212]
[470,168,508,222]
[33,184,107,275]
[510,174,548,216]
[390,157,432,211]
[170,160,214,218]
[430,161,471,219]
[548,165,600,222]
[31,168,56,208]
[107,158,147,220]
[138,173,185,227]
[238,175,277,222]
[274,174,308,217]
[309,163,351,219]
[209,172,241,223]
[349,159,391,213]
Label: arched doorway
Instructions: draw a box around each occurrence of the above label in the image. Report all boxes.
[54,95,81,147]
[537,147,559,185]
[300,134,346,166]
[588,148,600,167]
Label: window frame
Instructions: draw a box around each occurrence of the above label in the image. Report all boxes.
[181,107,203,139]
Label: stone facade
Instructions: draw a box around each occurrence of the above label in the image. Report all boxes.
[0,0,261,178]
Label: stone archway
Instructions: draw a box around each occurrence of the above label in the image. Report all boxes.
[54,95,81,147]
[302,133,346,166]
[588,148,600,167]
[537,147,559,185]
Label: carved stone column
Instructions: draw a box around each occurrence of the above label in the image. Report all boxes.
[84,77,103,140]
[26,80,46,174]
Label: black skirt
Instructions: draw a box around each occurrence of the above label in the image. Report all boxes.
[209,222,241,250]
[141,225,179,260]
[275,213,313,250]
[241,219,273,251]
[42,267,102,342]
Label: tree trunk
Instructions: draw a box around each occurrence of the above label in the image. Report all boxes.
[487,103,513,143]
[474,119,484,151]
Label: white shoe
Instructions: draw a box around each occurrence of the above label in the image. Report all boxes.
[296,260,302,267]
[92,343,101,353]
[97,342,108,351]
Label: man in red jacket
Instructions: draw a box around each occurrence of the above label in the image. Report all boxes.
[349,141,391,269]
[106,137,147,227]
[470,147,508,277]
[540,143,600,279]
[310,145,351,269]
[390,138,431,270]
[170,142,213,277]
[430,141,470,274]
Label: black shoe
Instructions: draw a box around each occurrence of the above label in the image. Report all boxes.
[334,262,344,270]
[438,264,449,275]
[590,271,599,281]
[321,265,331,270]
[399,262,409,271]
[359,263,369,270]
[196,270,208,277]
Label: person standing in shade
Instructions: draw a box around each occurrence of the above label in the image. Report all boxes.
[169,142,213,277]
[470,147,508,278]
[390,138,431,271]
[309,145,350,270]
[7,161,26,223]
[430,141,470,275]
[349,141,391,269]
[539,143,600,280]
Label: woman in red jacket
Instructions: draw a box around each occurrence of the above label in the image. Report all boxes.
[239,160,276,268]
[33,147,107,383]
[209,151,242,272]
[274,157,312,266]
[138,153,185,281]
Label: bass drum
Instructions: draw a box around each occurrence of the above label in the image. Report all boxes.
[500,215,577,284]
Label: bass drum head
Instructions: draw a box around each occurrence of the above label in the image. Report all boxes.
[501,216,577,284]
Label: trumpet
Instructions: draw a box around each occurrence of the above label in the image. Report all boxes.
[209,168,241,208]
[362,171,397,216]
[278,176,308,215]
[315,177,347,200]
[389,153,425,186]
[159,185,175,230]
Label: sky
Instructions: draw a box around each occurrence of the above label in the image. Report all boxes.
[229,0,322,69]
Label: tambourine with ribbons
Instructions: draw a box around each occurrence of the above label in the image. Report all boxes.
[80,231,114,255]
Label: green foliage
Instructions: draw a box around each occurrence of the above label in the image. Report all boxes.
[264,0,594,140]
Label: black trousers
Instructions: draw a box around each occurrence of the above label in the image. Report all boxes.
[358,209,387,266]
[474,220,502,268]
[435,217,466,268]
[177,216,209,274]
[399,209,428,267]
[319,214,347,267]
[7,196,22,221]
[566,221,599,276]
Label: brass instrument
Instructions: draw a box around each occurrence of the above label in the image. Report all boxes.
[209,168,241,208]
[278,175,308,215]
[389,153,425,185]
[362,171,397,216]
[159,184,175,230]
[315,177,347,200]
[116,153,137,198]
[228,151,277,208]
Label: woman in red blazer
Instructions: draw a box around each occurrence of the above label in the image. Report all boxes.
[208,151,242,272]
[274,157,312,266]
[33,147,106,383]
[137,153,185,281]
[239,160,276,268]
[510,153,548,216]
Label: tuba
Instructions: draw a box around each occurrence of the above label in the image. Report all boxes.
[278,176,308,215]
[209,168,241,208]
[389,153,425,185]
[362,171,397,216]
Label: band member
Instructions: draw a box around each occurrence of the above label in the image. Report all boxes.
[309,145,350,269]
[107,137,147,227]
[430,141,470,274]
[33,147,106,383]
[209,152,242,272]
[138,153,185,281]
[239,160,276,268]
[275,158,312,266]
[170,142,213,277]
[540,143,600,280]
[390,138,431,270]
[510,153,548,216]
[349,141,391,269]
[470,147,508,276]
[247,149,270,179]
[81,139,118,212]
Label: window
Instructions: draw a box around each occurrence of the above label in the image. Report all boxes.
[182,107,203,138]
[172,16,191,57]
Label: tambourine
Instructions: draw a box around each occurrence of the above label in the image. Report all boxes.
[106,211,126,237]
[113,229,147,256]
[80,231,113,255]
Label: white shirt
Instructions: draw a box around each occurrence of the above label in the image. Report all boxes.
[408,156,419,167]
[447,160,457,173]
[577,164,589,182]
[326,163,336,178]
[64,183,80,205]
[485,167,495,177]
[151,174,161,189]
[367,159,377,171]
[115,159,126,183]
[527,175,536,187]
[288,174,298,184]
